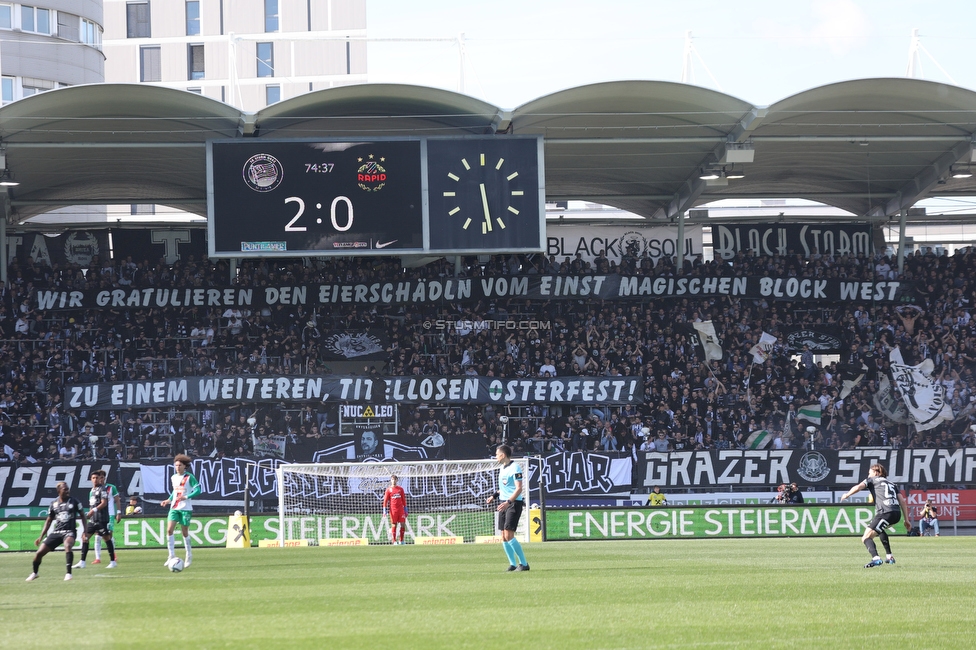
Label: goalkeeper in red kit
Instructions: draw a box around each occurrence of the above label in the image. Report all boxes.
[382,474,408,545]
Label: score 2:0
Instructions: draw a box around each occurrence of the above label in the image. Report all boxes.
[283,196,354,232]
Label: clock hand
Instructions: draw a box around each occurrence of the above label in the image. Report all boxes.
[480,183,493,232]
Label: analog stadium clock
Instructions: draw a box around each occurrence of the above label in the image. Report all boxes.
[426,137,544,252]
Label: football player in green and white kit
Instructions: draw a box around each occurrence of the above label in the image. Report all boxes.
[160,454,201,568]
[92,475,122,564]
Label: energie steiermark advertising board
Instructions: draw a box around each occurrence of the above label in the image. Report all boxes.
[544,505,875,540]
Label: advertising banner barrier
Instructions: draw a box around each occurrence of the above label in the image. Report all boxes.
[0,512,496,552]
[544,504,875,540]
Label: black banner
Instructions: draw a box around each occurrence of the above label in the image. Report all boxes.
[782,325,847,354]
[0,435,491,508]
[635,448,976,488]
[711,223,873,260]
[33,274,910,311]
[64,375,644,410]
[13,230,111,269]
[111,228,208,266]
[0,461,123,509]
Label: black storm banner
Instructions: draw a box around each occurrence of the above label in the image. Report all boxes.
[711,223,873,260]
[34,274,911,311]
[65,375,644,410]
[636,448,976,488]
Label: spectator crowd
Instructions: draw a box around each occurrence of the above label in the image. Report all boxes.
[2,243,976,464]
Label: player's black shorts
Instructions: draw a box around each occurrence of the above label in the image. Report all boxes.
[499,501,524,532]
[43,532,73,550]
[868,511,901,533]
[86,520,111,537]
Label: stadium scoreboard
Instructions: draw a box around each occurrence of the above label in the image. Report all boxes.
[207,137,545,258]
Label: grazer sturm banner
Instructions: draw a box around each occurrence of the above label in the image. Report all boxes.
[544,505,875,540]
[65,375,644,410]
[636,448,976,489]
[545,223,703,266]
[711,223,873,260]
[32,275,911,311]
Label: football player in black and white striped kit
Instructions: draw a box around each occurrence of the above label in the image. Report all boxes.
[840,463,911,568]
[27,482,86,582]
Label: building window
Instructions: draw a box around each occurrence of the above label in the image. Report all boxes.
[140,46,161,82]
[266,84,280,105]
[131,204,155,215]
[1,77,13,104]
[186,0,199,36]
[58,12,80,41]
[256,42,274,77]
[264,0,278,32]
[127,1,151,38]
[0,4,10,29]
[81,18,102,48]
[22,6,48,33]
[187,87,201,94]
[188,44,205,80]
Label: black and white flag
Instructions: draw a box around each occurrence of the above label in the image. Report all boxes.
[690,321,724,362]
[889,348,953,431]
[321,330,389,361]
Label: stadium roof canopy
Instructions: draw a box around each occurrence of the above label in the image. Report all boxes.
[3,78,976,225]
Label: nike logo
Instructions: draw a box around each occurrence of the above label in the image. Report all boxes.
[375,240,398,249]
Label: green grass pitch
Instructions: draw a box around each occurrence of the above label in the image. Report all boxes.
[1,537,973,649]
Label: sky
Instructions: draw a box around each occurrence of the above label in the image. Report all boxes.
[364,0,976,109]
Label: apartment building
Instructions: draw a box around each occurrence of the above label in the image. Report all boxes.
[0,0,104,104]
[102,0,366,110]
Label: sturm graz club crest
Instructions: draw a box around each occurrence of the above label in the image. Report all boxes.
[323,332,384,359]
[796,451,831,483]
[242,153,283,192]
[63,232,100,267]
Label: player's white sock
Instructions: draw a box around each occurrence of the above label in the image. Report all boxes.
[184,536,192,566]
[94,537,102,560]
[167,535,176,557]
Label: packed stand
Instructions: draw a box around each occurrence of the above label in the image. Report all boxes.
[2,246,976,463]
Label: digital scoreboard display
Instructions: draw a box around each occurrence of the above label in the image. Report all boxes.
[207,136,544,258]
[209,140,424,257]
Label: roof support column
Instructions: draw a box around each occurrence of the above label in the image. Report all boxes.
[0,218,6,285]
[896,209,907,275]
[676,210,685,273]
